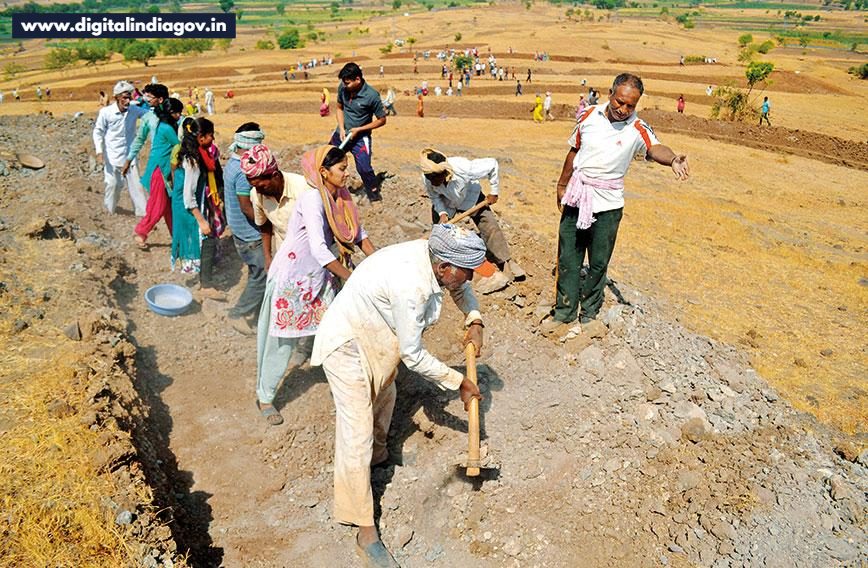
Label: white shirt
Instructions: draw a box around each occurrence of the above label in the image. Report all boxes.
[423,156,499,217]
[204,90,214,105]
[311,239,481,390]
[92,102,148,167]
[567,103,660,213]
[544,95,552,111]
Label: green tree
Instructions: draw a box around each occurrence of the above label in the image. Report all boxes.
[276,1,285,15]
[737,33,753,47]
[406,36,416,47]
[392,0,401,9]
[379,43,393,54]
[745,60,774,96]
[170,0,181,12]
[45,48,78,70]
[277,28,302,49]
[256,39,275,49]
[219,0,234,13]
[454,32,462,41]
[798,35,809,48]
[75,41,112,65]
[122,40,157,66]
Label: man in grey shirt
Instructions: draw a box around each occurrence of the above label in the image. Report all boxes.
[329,62,387,202]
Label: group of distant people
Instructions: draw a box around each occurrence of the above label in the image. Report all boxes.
[0,85,50,103]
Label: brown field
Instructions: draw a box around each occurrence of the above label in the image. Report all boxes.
[5,3,864,431]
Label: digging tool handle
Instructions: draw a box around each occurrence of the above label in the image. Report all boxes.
[337,130,354,151]
[447,200,489,225]
[465,342,481,477]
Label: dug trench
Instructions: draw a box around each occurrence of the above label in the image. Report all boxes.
[1,114,865,566]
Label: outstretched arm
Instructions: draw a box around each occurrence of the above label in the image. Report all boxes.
[647,144,690,181]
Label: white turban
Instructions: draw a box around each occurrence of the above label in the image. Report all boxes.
[428,224,486,269]
[113,81,134,96]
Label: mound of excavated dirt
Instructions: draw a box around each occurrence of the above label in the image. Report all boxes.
[1,114,865,567]
[0,116,185,566]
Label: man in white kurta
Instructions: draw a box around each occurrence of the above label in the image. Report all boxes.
[92,80,149,216]
[420,148,524,292]
[311,225,485,567]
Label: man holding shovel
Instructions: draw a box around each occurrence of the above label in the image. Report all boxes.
[330,62,387,203]
[420,148,524,294]
[311,224,485,567]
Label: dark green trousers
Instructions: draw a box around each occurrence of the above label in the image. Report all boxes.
[554,206,623,323]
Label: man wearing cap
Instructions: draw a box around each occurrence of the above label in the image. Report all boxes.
[311,225,485,567]
[544,73,689,336]
[224,123,268,331]
[120,83,169,180]
[330,62,387,202]
[239,144,309,269]
[420,148,525,294]
[92,81,150,216]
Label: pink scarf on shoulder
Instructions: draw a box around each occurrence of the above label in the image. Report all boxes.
[561,170,624,230]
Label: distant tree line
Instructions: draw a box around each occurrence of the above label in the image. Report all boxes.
[44,38,219,70]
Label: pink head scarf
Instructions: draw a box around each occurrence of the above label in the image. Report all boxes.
[239,144,279,178]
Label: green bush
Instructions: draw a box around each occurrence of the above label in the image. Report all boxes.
[738,33,753,47]
[159,38,213,56]
[277,28,302,49]
[757,40,775,54]
[454,32,462,41]
[256,39,275,50]
[848,62,868,79]
[45,48,78,70]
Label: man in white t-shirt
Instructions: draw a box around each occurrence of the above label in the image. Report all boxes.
[544,91,554,120]
[543,73,690,334]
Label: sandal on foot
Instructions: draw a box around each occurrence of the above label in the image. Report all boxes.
[356,536,399,568]
[256,401,284,426]
[134,235,148,250]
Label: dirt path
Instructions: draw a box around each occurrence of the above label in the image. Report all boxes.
[1,115,865,567]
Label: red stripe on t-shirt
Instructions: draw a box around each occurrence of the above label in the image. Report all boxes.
[573,106,596,148]
[634,121,652,149]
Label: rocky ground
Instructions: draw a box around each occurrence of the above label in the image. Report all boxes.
[1,113,865,567]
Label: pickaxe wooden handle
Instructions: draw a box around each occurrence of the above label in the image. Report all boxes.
[465,342,481,477]
[447,200,489,225]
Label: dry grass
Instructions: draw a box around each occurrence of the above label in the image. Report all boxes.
[0,240,139,567]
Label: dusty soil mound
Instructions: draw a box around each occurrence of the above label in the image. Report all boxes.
[1,113,865,567]
[0,116,186,566]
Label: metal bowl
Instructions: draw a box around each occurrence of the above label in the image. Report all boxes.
[144,284,193,317]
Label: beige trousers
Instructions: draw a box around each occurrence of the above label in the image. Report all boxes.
[322,340,397,527]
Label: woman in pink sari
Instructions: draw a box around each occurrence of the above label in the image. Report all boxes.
[249,144,376,425]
